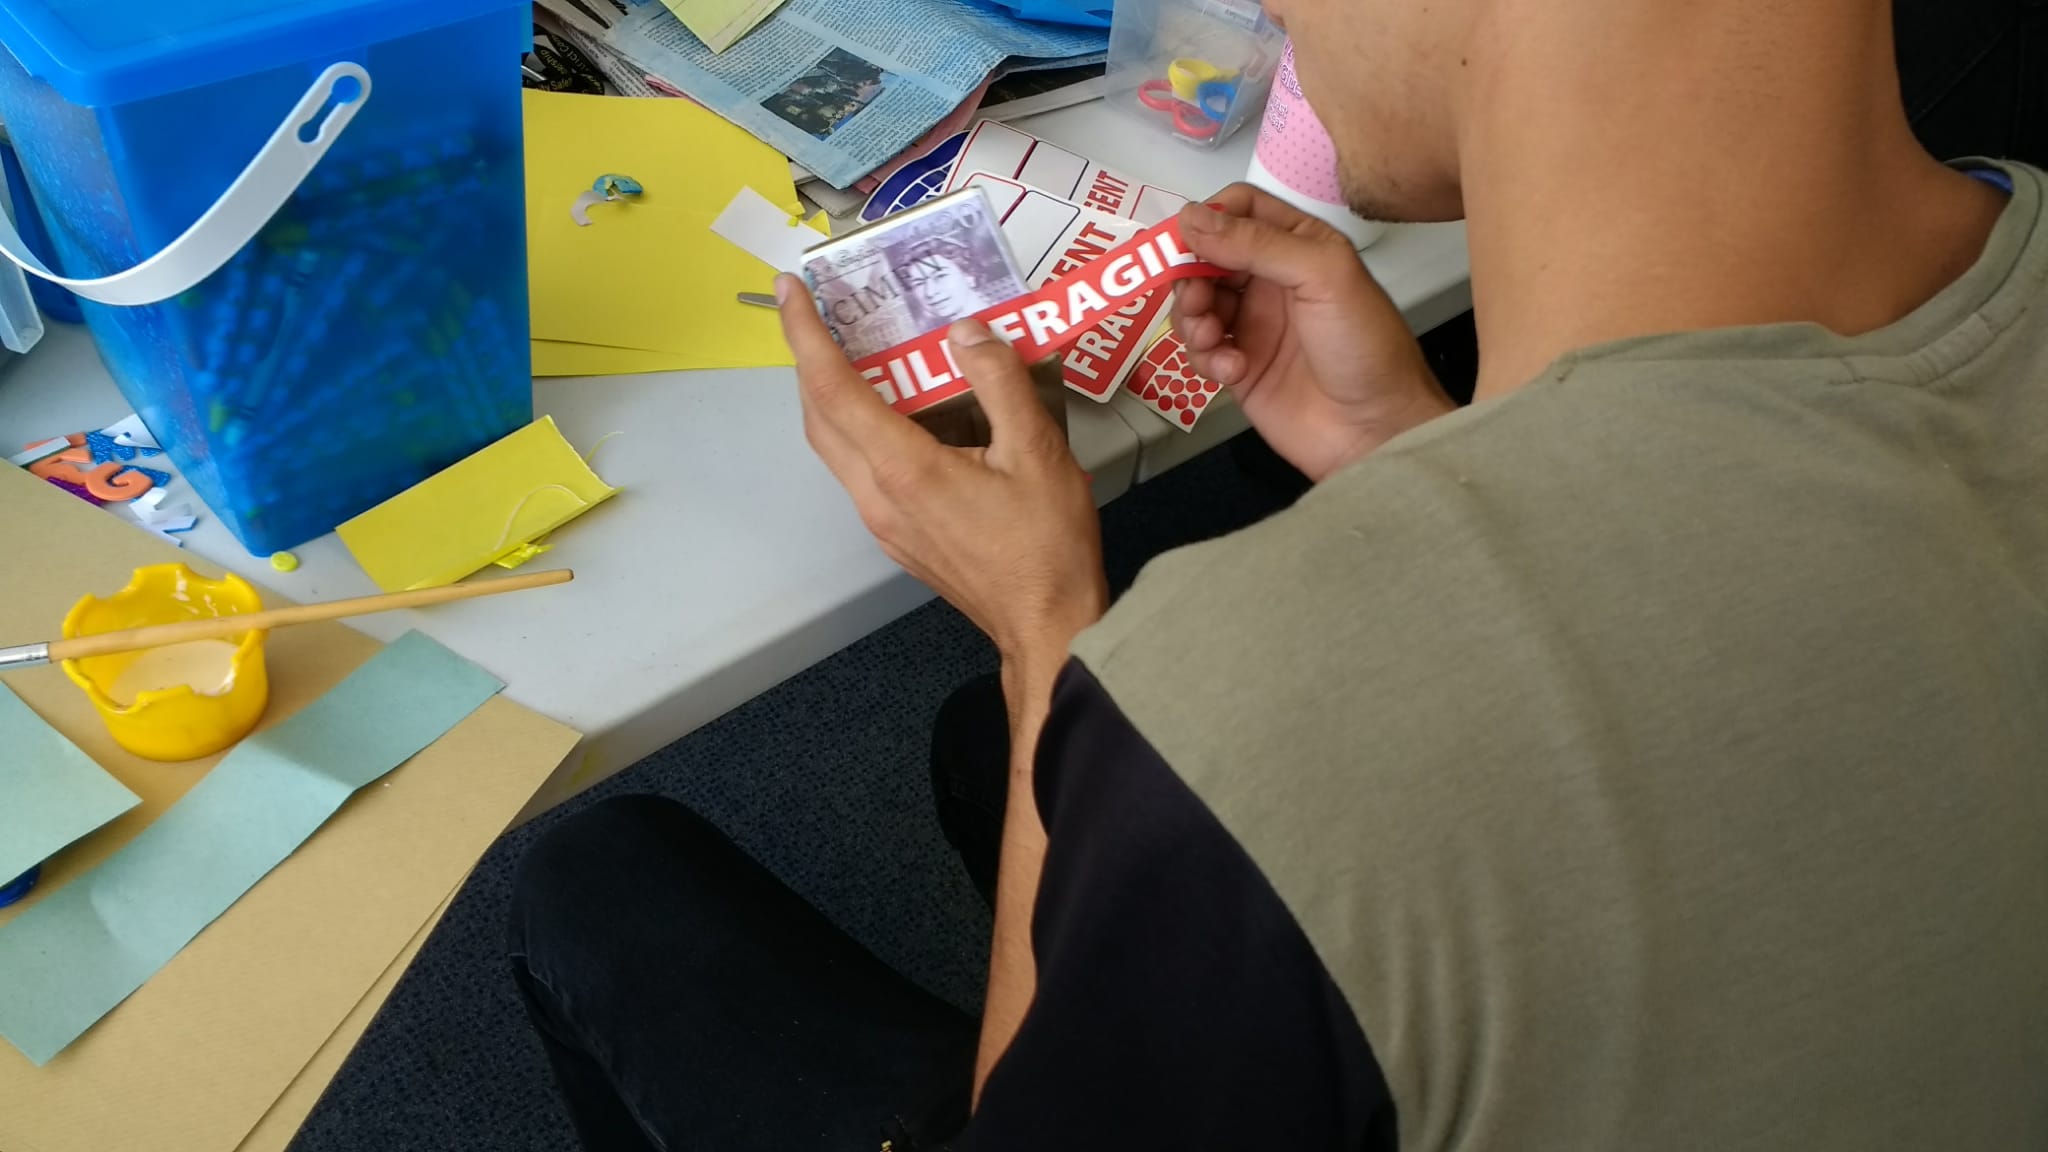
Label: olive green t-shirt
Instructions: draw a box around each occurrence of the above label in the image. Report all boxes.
[1072,162,2048,1149]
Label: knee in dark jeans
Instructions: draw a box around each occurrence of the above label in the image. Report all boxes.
[507,794,707,971]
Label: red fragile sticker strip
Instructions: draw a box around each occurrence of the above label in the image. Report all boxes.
[851,216,1227,417]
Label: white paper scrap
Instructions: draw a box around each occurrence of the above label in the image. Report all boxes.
[710,187,817,275]
[101,414,161,451]
[128,500,193,527]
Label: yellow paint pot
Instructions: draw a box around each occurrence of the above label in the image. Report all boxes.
[62,563,269,762]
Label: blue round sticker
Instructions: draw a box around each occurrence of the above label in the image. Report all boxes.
[861,131,969,223]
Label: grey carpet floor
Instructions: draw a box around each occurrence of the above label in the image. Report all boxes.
[284,439,1299,1152]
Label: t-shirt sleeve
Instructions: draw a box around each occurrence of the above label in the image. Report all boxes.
[954,661,1397,1151]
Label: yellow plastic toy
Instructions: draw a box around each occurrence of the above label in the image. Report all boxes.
[1166,57,1237,101]
[62,564,269,762]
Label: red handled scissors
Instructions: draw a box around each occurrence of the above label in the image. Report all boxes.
[1137,78,1222,140]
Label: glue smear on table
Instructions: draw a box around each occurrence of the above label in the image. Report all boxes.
[109,639,241,706]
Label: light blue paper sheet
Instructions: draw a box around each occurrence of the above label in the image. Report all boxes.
[0,683,140,885]
[0,631,502,1065]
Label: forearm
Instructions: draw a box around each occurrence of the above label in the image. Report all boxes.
[971,654,1059,1105]
[1319,364,1457,481]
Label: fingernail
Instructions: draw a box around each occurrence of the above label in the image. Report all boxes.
[773,274,795,304]
[949,319,992,346]
[1184,203,1225,232]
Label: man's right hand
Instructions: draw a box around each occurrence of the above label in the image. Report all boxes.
[1173,185,1454,482]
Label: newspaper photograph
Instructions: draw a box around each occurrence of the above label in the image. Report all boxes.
[538,0,1107,188]
[763,48,897,141]
[801,188,1029,360]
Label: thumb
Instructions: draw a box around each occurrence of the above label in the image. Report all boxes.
[948,319,1061,461]
[773,273,850,368]
[1177,198,1350,292]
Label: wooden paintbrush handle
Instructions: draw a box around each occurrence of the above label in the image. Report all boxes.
[44,569,574,663]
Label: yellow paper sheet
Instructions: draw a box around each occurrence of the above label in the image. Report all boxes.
[663,0,790,52]
[532,338,789,377]
[336,416,619,592]
[525,88,800,363]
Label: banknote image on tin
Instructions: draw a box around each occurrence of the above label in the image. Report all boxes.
[801,186,1030,360]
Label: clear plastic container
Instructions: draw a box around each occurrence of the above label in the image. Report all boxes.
[1106,0,1285,149]
[0,0,534,553]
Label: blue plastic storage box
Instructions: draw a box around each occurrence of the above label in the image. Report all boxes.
[0,0,533,553]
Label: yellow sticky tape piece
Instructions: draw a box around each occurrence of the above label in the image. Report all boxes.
[492,540,555,570]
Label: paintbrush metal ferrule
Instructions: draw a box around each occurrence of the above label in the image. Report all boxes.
[0,643,51,671]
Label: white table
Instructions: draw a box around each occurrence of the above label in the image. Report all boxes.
[0,101,1470,814]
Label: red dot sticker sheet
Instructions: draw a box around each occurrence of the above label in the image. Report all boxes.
[1126,330,1224,433]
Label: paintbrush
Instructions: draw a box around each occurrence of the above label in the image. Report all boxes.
[0,568,573,670]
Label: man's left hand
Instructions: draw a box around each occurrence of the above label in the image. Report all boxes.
[776,274,1109,678]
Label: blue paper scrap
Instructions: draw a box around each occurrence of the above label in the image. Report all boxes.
[0,631,503,1065]
[0,685,140,889]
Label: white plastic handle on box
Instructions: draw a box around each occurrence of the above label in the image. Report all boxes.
[0,187,43,352]
[0,62,371,307]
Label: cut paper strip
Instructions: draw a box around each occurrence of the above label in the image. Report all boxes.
[710,187,831,274]
[854,216,1225,417]
[7,436,67,467]
[530,339,787,377]
[0,685,140,887]
[0,632,503,1065]
[337,416,619,592]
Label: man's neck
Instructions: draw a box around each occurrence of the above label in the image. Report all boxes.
[1458,0,2009,400]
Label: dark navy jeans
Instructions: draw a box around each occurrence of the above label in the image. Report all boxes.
[506,676,1007,1152]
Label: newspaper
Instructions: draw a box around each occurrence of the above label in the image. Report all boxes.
[535,8,663,96]
[538,0,1108,189]
[525,18,607,93]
